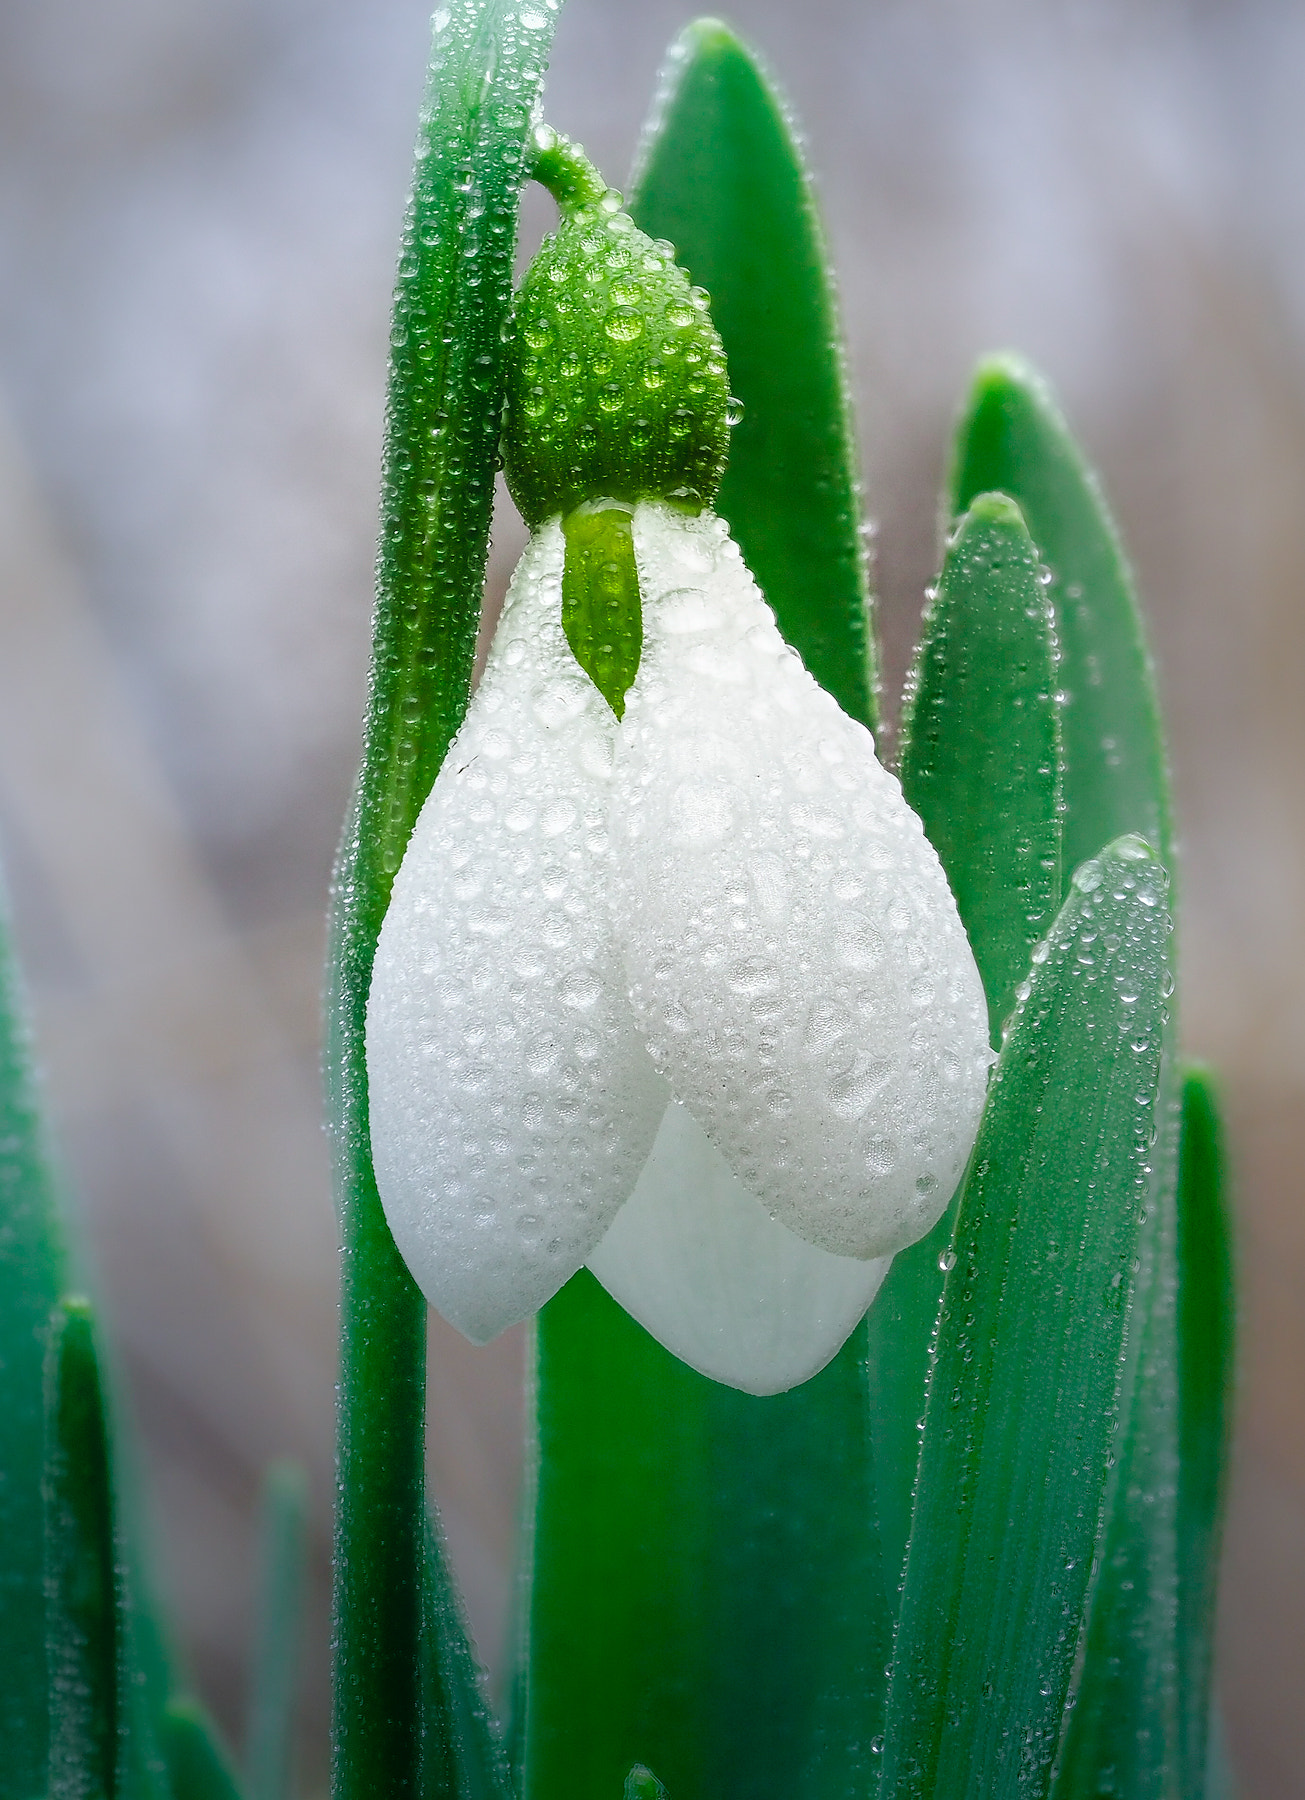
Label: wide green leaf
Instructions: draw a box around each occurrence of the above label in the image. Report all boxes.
[324,5,559,1798]
[867,490,1063,1599]
[0,881,67,1799]
[526,1273,886,1800]
[631,18,878,730]
[881,836,1173,1800]
[523,22,890,1800]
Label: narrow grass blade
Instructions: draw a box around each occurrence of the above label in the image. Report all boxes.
[950,354,1170,880]
[1175,1069,1235,1795]
[867,491,1063,1602]
[631,18,878,730]
[0,880,67,1797]
[247,1462,307,1800]
[44,1297,117,1800]
[526,1275,886,1800]
[419,1518,513,1800]
[524,22,890,1800]
[324,6,558,1798]
[881,836,1173,1800]
[163,1700,246,1800]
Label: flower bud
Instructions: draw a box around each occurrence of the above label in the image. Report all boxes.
[502,132,731,527]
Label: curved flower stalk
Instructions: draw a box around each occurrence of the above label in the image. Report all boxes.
[365,133,991,1395]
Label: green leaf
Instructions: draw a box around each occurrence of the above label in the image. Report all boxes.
[950,354,1170,881]
[880,836,1173,1800]
[867,490,1063,1603]
[522,24,891,1800]
[247,1462,307,1800]
[43,1295,172,1800]
[525,1274,887,1800]
[1175,1069,1235,1796]
[631,18,878,731]
[0,879,67,1797]
[419,1517,513,1800]
[952,357,1188,1798]
[162,1700,246,1800]
[1058,1066,1234,1799]
[324,6,559,1798]
[1052,1089,1182,1800]
[44,1297,117,1800]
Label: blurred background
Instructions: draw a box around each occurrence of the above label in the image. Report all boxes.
[1,0,1303,1792]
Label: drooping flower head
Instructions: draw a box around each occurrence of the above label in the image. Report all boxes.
[365,132,991,1394]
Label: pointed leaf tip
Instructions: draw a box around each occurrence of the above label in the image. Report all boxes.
[951,352,1170,882]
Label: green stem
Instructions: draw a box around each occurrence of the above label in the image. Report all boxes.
[527,127,609,216]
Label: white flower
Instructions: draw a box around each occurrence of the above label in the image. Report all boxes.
[365,501,991,1394]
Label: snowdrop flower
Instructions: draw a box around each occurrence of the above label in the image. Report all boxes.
[365,137,991,1395]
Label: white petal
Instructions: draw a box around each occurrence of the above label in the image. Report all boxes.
[611,501,991,1261]
[588,1100,890,1394]
[366,519,666,1344]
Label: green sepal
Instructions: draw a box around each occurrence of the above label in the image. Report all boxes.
[561,502,643,717]
[950,354,1170,880]
[325,5,560,1799]
[162,1699,247,1800]
[631,19,878,730]
[881,836,1174,1800]
[868,489,1063,1600]
[0,875,67,1797]
[505,141,730,528]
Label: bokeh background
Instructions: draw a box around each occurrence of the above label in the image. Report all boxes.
[2,0,1303,1792]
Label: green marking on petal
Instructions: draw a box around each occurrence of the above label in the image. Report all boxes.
[561,501,643,718]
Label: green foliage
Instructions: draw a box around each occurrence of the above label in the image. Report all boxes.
[868,489,1063,1601]
[951,354,1171,881]
[163,1701,246,1800]
[0,884,66,1798]
[526,1273,887,1800]
[44,1298,118,1800]
[0,14,1238,1800]
[248,1462,308,1800]
[882,837,1174,1799]
[1175,1069,1236,1795]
